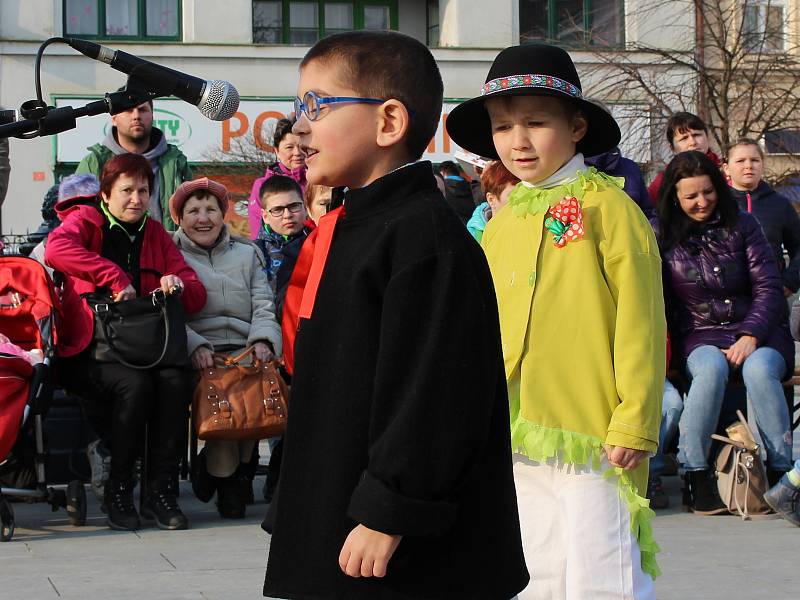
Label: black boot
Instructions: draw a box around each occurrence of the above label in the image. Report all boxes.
[141,479,189,530]
[216,471,246,519]
[768,469,788,488]
[104,479,140,531]
[238,455,257,506]
[191,448,218,503]
[647,475,670,509]
[684,469,728,515]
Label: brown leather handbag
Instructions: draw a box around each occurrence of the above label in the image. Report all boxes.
[193,346,289,441]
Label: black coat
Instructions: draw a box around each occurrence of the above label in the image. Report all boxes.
[441,176,476,224]
[660,212,794,371]
[585,147,655,220]
[730,181,800,291]
[263,162,528,600]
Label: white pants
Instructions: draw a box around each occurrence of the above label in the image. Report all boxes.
[513,454,655,600]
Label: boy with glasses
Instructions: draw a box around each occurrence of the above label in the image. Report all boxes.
[263,30,528,600]
[255,175,313,313]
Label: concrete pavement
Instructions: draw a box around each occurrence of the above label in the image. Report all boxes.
[3,428,799,600]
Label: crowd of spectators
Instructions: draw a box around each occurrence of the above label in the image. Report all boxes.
[3,104,798,534]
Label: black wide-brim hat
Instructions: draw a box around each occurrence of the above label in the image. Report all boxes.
[446,44,621,159]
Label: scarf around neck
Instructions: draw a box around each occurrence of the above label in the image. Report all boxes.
[507,153,625,217]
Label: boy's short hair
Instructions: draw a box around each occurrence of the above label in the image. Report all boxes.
[481,161,520,198]
[259,175,303,207]
[438,161,462,177]
[666,112,708,149]
[301,31,443,160]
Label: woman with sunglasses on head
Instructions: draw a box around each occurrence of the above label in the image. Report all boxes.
[657,150,794,514]
[247,117,307,239]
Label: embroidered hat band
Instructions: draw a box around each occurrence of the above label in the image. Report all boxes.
[481,74,582,99]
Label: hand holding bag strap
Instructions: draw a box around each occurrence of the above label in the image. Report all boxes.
[94,291,171,370]
[227,346,257,365]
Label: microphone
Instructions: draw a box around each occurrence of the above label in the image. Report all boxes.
[65,38,239,121]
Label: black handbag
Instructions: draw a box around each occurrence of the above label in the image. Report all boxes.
[83,289,189,370]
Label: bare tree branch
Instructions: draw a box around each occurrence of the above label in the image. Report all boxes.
[580,0,800,182]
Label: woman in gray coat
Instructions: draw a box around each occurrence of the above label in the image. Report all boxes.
[169,178,281,518]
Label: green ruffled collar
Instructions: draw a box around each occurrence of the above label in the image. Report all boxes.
[507,167,625,217]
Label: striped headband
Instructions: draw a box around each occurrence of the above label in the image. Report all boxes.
[481,74,582,99]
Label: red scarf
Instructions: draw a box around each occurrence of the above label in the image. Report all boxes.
[281,206,345,374]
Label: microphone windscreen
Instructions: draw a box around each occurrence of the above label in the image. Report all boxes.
[198,80,240,121]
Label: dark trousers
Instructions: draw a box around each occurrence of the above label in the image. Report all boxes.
[60,352,192,483]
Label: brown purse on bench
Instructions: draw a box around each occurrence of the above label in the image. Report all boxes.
[193,346,289,441]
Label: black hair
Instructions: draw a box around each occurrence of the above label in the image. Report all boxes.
[666,112,708,150]
[41,184,60,226]
[438,161,461,177]
[301,30,443,160]
[657,151,739,250]
[272,118,296,149]
[258,175,303,207]
[115,86,154,110]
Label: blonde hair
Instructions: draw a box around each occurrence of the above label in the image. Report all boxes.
[304,184,332,212]
[726,138,764,161]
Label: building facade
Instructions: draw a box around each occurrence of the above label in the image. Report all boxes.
[1,1,794,233]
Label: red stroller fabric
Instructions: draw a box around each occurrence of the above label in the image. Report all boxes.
[0,256,62,461]
[0,355,33,462]
[0,256,60,354]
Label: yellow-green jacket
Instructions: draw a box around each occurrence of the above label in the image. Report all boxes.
[482,168,666,578]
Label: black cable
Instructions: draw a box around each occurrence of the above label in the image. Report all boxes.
[34,37,68,104]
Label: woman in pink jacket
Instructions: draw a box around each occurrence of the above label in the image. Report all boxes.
[46,154,206,533]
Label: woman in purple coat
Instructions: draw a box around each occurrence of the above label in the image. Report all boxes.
[657,151,794,514]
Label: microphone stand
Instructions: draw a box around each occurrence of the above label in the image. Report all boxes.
[0,88,155,140]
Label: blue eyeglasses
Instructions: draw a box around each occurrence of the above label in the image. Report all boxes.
[294,91,386,122]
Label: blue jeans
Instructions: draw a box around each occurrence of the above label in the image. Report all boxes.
[650,379,683,478]
[679,345,793,471]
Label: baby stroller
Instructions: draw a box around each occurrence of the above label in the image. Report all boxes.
[0,255,86,541]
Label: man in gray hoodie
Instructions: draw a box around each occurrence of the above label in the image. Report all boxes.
[75,100,192,231]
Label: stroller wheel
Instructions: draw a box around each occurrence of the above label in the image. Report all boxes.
[66,481,87,526]
[0,498,15,542]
